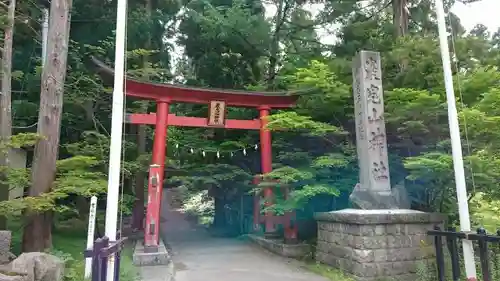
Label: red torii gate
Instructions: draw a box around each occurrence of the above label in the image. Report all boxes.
[93,58,299,251]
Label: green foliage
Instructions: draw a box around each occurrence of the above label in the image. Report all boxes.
[284,60,353,123]
[0,133,40,152]
[0,134,108,217]
[312,153,351,169]
[258,149,352,213]
[470,192,500,232]
[169,163,253,190]
[285,185,339,211]
[264,166,314,184]
[266,111,344,136]
[403,152,457,214]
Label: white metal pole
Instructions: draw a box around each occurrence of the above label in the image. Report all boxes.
[84,196,98,279]
[434,0,476,279]
[105,0,128,279]
[41,8,49,68]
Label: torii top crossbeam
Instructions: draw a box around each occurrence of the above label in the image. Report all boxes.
[92,57,300,108]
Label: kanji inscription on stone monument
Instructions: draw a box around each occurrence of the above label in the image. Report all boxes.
[352,50,391,193]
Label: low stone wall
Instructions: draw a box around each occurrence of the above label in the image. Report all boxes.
[314,209,444,281]
[247,234,311,259]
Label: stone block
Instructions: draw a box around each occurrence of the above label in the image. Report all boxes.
[0,232,11,253]
[133,240,170,266]
[0,231,13,265]
[314,209,445,225]
[373,247,435,262]
[315,209,444,281]
[10,252,64,281]
[247,234,311,259]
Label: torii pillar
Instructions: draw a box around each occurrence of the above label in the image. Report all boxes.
[259,106,275,234]
[144,100,170,250]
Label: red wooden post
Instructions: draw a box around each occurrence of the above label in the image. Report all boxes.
[144,101,169,249]
[259,106,275,234]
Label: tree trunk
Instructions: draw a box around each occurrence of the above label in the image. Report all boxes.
[213,192,227,229]
[266,0,286,89]
[132,125,147,230]
[392,0,409,71]
[392,0,409,38]
[22,0,73,252]
[0,0,16,230]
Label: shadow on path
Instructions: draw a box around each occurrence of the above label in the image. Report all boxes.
[160,189,328,281]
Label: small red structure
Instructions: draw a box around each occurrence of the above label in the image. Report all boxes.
[93,58,300,251]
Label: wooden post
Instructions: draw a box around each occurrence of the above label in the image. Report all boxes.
[88,238,104,281]
[22,0,73,252]
[99,237,110,281]
[0,0,16,229]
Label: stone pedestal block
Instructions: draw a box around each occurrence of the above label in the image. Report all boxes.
[314,209,444,281]
[133,239,171,266]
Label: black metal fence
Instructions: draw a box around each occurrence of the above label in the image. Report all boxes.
[428,226,500,281]
[84,236,127,281]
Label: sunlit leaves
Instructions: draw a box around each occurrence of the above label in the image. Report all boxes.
[404,152,453,181]
[475,87,500,116]
[264,165,314,184]
[284,60,352,122]
[56,156,100,174]
[181,190,215,217]
[266,111,343,136]
[470,192,500,232]
[312,153,350,168]
[459,67,500,105]
[289,184,340,206]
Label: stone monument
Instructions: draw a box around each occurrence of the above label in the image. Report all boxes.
[350,50,399,209]
[314,51,444,281]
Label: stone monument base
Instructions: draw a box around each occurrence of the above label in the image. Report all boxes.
[132,239,171,266]
[314,209,444,281]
